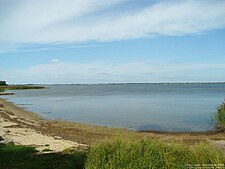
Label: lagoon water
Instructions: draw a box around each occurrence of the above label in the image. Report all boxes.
[2,83,225,131]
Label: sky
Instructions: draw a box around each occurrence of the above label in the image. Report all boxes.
[0,0,225,84]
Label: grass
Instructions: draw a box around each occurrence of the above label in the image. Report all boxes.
[0,139,224,169]
[214,100,225,131]
[0,85,46,90]
[0,143,86,169]
[0,88,5,92]
[86,139,225,169]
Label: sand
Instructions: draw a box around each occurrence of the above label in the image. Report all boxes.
[0,98,86,152]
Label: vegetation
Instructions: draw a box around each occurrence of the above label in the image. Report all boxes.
[0,80,45,90]
[0,85,45,91]
[0,143,86,169]
[0,88,5,93]
[86,139,225,169]
[0,80,7,86]
[0,139,224,169]
[214,100,225,131]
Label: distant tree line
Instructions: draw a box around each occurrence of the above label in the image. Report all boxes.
[0,81,8,86]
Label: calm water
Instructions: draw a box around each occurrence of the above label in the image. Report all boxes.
[1,83,225,131]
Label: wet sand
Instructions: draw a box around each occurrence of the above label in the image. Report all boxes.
[0,98,225,152]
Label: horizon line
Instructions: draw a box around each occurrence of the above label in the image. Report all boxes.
[8,82,225,85]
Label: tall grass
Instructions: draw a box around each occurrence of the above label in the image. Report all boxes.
[214,101,225,131]
[0,88,5,93]
[1,140,224,169]
[86,139,225,169]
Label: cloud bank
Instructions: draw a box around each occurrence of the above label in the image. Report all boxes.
[1,60,225,84]
[0,0,225,44]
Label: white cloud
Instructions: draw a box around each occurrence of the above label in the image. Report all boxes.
[51,59,60,63]
[1,61,225,84]
[0,0,225,45]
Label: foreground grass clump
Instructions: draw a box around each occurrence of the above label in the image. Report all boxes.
[86,139,225,169]
[0,88,5,92]
[0,143,86,169]
[214,101,225,131]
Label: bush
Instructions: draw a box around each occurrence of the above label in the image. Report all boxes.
[0,81,7,86]
[86,139,225,169]
[0,88,5,93]
[214,101,225,131]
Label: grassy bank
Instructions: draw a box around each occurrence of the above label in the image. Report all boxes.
[0,85,46,91]
[86,139,225,169]
[1,139,224,169]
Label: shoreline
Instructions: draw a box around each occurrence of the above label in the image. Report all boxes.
[0,97,221,135]
[1,97,219,134]
[0,98,87,152]
[0,98,225,151]
[0,92,14,95]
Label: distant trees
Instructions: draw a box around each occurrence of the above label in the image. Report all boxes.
[0,81,7,86]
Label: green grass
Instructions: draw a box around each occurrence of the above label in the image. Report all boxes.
[0,85,45,90]
[0,143,86,169]
[214,101,225,131]
[0,88,5,92]
[1,139,224,169]
[86,139,225,169]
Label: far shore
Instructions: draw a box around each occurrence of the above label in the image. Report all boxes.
[0,98,225,152]
[0,85,46,90]
[0,92,14,95]
[0,85,46,95]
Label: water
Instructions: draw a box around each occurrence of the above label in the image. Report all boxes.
[1,83,225,131]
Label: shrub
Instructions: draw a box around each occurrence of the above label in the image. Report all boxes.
[0,81,7,86]
[0,88,5,93]
[86,139,225,169]
[214,100,225,131]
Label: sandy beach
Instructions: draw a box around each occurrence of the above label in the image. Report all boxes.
[0,98,86,152]
[0,98,225,153]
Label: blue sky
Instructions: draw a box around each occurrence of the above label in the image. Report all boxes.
[0,0,225,84]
